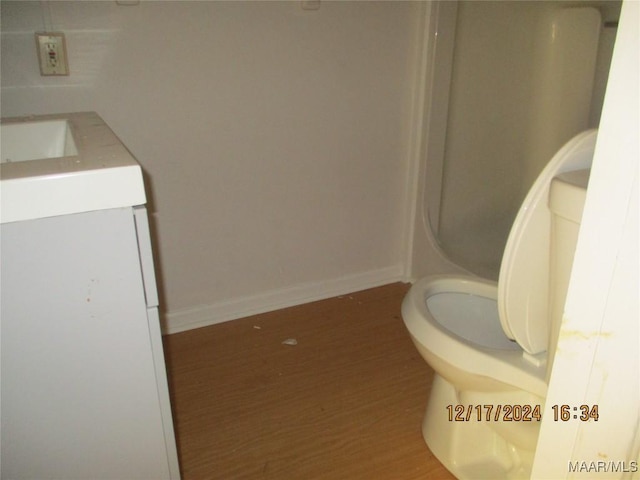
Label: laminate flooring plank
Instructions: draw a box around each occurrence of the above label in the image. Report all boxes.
[163,283,455,479]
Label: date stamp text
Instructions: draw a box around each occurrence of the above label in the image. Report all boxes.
[446,404,599,422]
[447,404,542,422]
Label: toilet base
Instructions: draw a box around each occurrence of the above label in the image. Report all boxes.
[422,374,535,480]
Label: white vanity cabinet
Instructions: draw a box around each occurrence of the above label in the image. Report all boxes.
[0,112,180,479]
[1,206,180,479]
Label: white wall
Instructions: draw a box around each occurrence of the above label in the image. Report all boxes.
[1,1,421,332]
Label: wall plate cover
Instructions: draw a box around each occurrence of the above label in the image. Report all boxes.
[35,32,69,76]
[301,1,320,10]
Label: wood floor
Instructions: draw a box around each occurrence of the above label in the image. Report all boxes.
[162,283,455,480]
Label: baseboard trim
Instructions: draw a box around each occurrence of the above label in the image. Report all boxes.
[162,265,405,334]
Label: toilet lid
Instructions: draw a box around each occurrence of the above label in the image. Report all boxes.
[497,130,598,354]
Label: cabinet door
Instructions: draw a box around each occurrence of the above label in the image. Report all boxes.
[146,306,181,479]
[134,206,181,478]
[1,208,175,479]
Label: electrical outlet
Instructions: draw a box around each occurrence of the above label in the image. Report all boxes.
[35,32,69,76]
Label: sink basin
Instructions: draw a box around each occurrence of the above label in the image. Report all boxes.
[1,112,146,224]
[1,119,78,163]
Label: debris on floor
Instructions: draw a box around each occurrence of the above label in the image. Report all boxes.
[281,338,298,346]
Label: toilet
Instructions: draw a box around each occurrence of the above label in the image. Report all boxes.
[401,129,597,479]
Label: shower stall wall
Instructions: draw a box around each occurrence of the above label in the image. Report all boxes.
[406,0,620,281]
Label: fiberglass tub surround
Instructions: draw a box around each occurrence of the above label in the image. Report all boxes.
[0,111,145,224]
[419,0,620,280]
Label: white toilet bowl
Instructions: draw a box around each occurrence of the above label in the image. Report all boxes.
[403,275,547,396]
[402,130,597,479]
[402,275,546,479]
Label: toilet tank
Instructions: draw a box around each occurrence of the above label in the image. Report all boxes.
[547,168,590,375]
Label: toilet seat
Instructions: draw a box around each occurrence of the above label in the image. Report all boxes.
[402,275,548,397]
[498,130,598,354]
